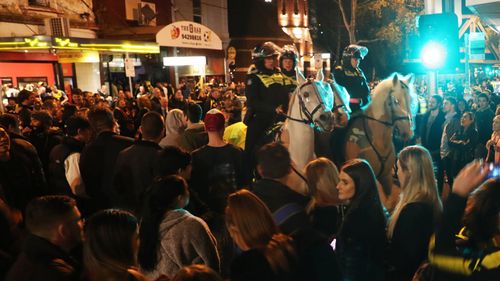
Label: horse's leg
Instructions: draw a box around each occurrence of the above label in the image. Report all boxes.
[376,152,399,212]
[314,130,334,162]
[377,172,400,213]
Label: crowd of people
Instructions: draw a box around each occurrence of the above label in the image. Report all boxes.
[0,41,500,281]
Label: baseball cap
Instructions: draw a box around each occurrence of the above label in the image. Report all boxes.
[204,109,225,132]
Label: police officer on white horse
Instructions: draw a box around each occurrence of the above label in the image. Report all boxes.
[334,44,370,114]
[279,44,299,96]
[244,41,289,180]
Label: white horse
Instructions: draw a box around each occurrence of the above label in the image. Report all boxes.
[280,69,350,193]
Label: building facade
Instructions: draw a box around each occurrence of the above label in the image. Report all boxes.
[93,0,229,87]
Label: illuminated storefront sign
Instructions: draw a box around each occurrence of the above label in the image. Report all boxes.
[156,21,222,50]
[0,36,160,54]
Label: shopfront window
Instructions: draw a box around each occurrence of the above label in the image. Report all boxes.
[28,0,50,7]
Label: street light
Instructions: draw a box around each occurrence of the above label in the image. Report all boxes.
[421,41,447,69]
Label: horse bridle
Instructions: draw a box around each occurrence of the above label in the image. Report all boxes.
[326,79,349,112]
[362,88,411,127]
[282,79,329,130]
[362,86,412,178]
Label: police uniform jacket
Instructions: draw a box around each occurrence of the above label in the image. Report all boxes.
[245,68,289,126]
[334,65,370,102]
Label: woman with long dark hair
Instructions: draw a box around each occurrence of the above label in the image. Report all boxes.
[335,159,387,281]
[138,175,220,280]
[83,209,146,281]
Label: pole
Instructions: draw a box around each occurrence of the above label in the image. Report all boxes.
[465,33,471,94]
[107,59,112,97]
[429,71,437,95]
[126,52,133,93]
[0,88,5,114]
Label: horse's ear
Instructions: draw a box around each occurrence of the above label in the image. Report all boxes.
[316,68,324,82]
[296,68,306,84]
[392,73,399,86]
[404,73,415,84]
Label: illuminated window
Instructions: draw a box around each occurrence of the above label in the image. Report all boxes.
[193,0,202,23]
[29,0,50,7]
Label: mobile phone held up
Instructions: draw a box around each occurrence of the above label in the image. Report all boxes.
[486,163,500,179]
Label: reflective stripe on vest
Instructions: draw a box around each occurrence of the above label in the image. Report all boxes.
[257,73,285,88]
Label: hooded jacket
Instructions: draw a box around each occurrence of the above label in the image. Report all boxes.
[159,109,185,149]
[145,209,220,280]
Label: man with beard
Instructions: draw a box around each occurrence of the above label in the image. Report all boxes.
[16,89,36,129]
[25,111,62,174]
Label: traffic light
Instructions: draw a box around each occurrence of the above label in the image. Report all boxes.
[418,13,459,72]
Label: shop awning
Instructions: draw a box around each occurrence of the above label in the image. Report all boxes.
[0,36,160,54]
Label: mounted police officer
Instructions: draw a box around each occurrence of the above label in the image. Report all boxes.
[334,44,370,114]
[280,44,299,95]
[244,41,288,180]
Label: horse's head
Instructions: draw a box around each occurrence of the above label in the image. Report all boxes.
[327,76,351,128]
[371,73,416,141]
[294,69,336,132]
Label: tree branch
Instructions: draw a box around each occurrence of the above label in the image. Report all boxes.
[337,0,351,33]
[356,38,385,44]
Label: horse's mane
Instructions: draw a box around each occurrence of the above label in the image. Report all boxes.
[369,73,417,118]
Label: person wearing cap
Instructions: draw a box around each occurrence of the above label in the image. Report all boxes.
[244,41,289,180]
[190,109,245,212]
[334,44,370,114]
[280,44,299,96]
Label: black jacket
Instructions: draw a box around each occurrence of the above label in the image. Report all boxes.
[388,202,436,281]
[244,69,288,127]
[333,65,370,102]
[450,125,479,170]
[336,207,387,281]
[420,110,446,155]
[48,137,85,196]
[0,145,46,211]
[6,234,81,281]
[79,131,133,212]
[112,140,162,214]
[252,179,310,235]
[474,107,495,145]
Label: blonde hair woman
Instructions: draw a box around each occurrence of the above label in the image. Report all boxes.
[225,189,298,281]
[387,145,442,281]
[305,157,342,242]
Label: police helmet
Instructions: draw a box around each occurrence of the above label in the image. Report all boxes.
[251,42,281,62]
[279,44,299,68]
[341,44,368,66]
